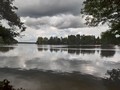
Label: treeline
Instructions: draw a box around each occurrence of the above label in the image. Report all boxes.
[36,34,102,45]
[0,26,18,44]
[37,33,120,45]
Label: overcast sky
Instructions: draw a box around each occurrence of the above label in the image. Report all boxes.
[14,0,108,42]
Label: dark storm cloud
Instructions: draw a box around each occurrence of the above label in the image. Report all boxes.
[14,0,84,17]
[22,14,85,29]
[14,0,86,29]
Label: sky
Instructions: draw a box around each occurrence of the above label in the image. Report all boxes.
[14,0,108,42]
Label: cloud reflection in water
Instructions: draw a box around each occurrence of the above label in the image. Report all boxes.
[0,44,120,78]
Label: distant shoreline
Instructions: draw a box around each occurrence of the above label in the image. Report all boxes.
[18,42,120,46]
[18,42,36,44]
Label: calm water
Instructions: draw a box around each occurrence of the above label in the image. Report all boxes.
[0,44,120,90]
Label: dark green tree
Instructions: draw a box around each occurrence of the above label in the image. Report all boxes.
[101,30,117,44]
[48,37,54,45]
[37,37,44,44]
[61,37,68,44]
[0,0,25,43]
[76,34,81,45]
[80,35,96,45]
[96,37,101,44]
[0,79,25,90]
[82,0,120,44]
[37,34,100,45]
[68,35,77,45]
[43,37,48,44]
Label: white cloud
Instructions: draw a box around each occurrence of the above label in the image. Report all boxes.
[22,14,85,29]
[14,0,109,42]
[16,23,108,42]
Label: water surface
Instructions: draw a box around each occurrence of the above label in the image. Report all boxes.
[0,44,120,90]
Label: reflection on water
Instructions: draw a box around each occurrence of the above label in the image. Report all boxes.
[103,69,120,90]
[100,50,115,57]
[0,44,120,90]
[0,46,14,53]
[0,68,105,90]
[38,45,116,56]
[0,68,120,90]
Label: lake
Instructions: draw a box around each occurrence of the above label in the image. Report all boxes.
[0,44,120,90]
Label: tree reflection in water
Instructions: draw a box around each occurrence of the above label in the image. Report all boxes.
[100,45,116,57]
[0,68,120,90]
[103,69,120,90]
[100,50,115,57]
[37,45,117,57]
[0,47,14,53]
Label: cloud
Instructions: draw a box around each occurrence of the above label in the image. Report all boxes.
[22,14,85,29]
[14,0,84,17]
[16,24,108,42]
[14,0,108,42]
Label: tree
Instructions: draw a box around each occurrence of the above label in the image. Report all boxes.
[76,34,81,45]
[0,0,25,41]
[0,79,25,90]
[81,0,120,44]
[68,35,77,45]
[101,30,117,44]
[36,37,44,44]
[36,34,100,45]
[0,26,18,44]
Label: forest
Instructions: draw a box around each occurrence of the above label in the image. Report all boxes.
[36,34,119,45]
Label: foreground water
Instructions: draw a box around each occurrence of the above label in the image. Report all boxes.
[0,44,120,90]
